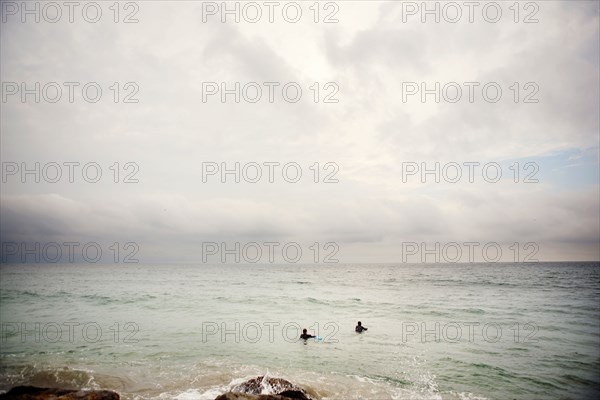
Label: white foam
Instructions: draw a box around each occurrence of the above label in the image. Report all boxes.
[171,388,217,400]
[455,391,489,400]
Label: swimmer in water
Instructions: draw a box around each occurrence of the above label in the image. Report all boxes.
[355,321,368,333]
[300,328,316,340]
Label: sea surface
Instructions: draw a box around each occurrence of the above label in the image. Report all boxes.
[0,263,598,399]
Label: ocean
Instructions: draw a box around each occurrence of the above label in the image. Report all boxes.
[0,262,598,399]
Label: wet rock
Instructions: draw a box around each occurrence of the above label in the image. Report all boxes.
[215,393,310,400]
[232,376,302,395]
[0,386,120,400]
[215,376,313,400]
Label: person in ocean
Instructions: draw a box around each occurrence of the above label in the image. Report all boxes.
[355,321,367,333]
[300,328,316,340]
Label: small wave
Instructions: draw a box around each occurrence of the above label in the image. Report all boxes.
[516,375,562,390]
[560,374,599,386]
[367,374,411,387]
[306,297,329,305]
[4,366,96,390]
[506,347,530,352]
[426,311,452,317]
[17,290,40,298]
[81,294,115,305]
[471,363,514,376]
[452,391,489,400]
[457,308,485,314]
[173,388,212,399]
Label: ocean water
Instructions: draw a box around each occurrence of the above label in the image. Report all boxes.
[0,262,598,400]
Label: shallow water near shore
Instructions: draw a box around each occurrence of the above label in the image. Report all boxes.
[1,263,598,399]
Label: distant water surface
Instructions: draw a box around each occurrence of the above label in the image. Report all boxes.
[0,262,598,399]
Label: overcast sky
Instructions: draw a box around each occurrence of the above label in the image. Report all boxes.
[1,0,598,263]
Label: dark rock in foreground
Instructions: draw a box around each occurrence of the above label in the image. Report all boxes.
[215,376,313,400]
[0,386,120,400]
[215,393,310,400]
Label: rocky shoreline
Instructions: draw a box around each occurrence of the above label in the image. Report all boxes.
[0,376,314,400]
[0,386,120,399]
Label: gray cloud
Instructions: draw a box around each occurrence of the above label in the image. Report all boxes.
[1,1,598,263]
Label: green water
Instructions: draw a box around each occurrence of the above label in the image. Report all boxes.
[0,263,598,399]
